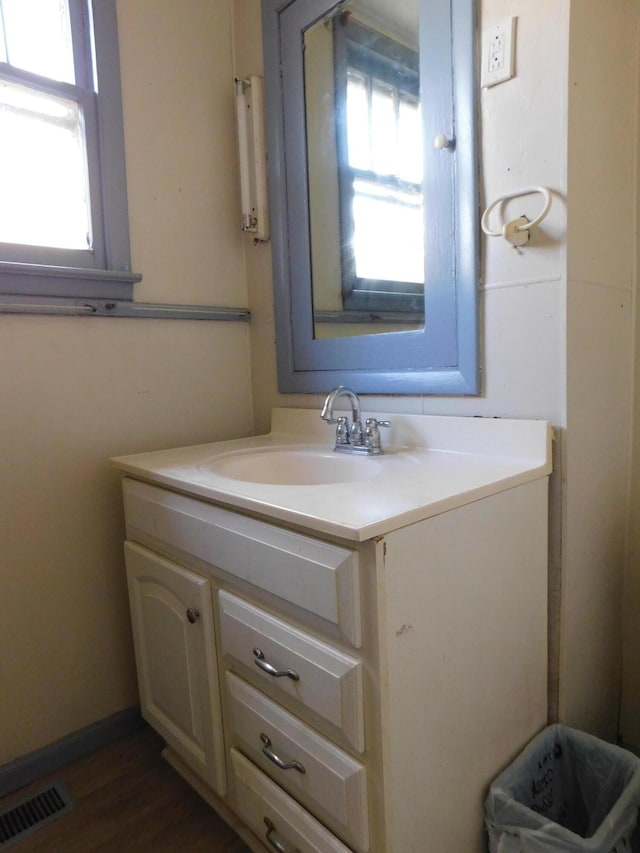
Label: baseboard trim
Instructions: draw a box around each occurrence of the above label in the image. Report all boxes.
[0,706,144,799]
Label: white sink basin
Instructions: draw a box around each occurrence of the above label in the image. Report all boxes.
[200,446,384,486]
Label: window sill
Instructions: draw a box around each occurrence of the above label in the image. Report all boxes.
[0,262,251,321]
[0,261,142,300]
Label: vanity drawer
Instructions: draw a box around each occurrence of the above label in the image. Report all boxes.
[219,591,364,753]
[226,672,368,850]
[230,749,353,853]
[122,478,361,647]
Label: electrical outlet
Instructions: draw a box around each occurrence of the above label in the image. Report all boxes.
[481,18,516,88]
[489,31,505,73]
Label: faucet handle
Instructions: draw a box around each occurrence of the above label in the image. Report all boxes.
[335,416,350,445]
[365,418,391,452]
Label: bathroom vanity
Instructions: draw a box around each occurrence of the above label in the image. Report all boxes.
[112,408,552,852]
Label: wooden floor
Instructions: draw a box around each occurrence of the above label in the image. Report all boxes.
[2,725,251,852]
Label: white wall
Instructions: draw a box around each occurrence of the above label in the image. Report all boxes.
[235,0,638,743]
[0,0,253,765]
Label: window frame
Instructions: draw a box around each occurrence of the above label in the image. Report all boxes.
[0,0,140,301]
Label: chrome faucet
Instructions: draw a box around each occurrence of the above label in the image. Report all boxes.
[320,386,391,455]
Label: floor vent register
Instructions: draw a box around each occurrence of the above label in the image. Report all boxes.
[0,781,75,849]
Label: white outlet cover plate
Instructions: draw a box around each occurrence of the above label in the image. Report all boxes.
[481,17,516,88]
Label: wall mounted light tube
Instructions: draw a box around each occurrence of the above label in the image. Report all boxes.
[235,76,270,242]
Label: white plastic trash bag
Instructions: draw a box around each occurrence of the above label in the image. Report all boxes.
[486,725,640,852]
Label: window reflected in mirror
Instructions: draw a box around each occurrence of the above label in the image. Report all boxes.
[304,0,424,340]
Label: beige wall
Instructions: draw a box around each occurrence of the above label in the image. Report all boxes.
[624,297,640,746]
[1,0,253,766]
[118,0,247,307]
[564,0,637,739]
[235,0,639,744]
[622,3,640,748]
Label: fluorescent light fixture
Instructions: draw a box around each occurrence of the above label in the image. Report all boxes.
[235,76,269,242]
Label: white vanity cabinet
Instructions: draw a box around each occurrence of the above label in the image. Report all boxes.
[119,466,549,853]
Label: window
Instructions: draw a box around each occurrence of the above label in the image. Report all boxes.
[0,0,139,301]
[334,16,423,313]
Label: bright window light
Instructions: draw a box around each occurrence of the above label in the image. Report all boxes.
[0,0,75,83]
[0,78,91,250]
[0,0,92,252]
[346,70,423,285]
[352,180,423,283]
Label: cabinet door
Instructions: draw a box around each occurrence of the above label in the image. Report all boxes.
[124,541,226,796]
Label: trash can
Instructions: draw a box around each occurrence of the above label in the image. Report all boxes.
[485,724,640,852]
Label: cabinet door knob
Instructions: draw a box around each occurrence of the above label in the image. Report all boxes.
[253,648,299,681]
[186,608,199,624]
[260,733,306,774]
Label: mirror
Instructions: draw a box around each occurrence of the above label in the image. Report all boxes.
[262,0,479,394]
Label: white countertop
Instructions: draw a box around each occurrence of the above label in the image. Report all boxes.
[111,408,552,542]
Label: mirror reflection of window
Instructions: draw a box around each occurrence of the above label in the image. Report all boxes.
[342,23,424,290]
[304,1,424,339]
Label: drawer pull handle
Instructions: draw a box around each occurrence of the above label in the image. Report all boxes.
[253,648,300,681]
[260,734,306,774]
[185,608,199,624]
[264,817,297,852]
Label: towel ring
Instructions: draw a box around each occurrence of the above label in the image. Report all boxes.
[481,186,552,246]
